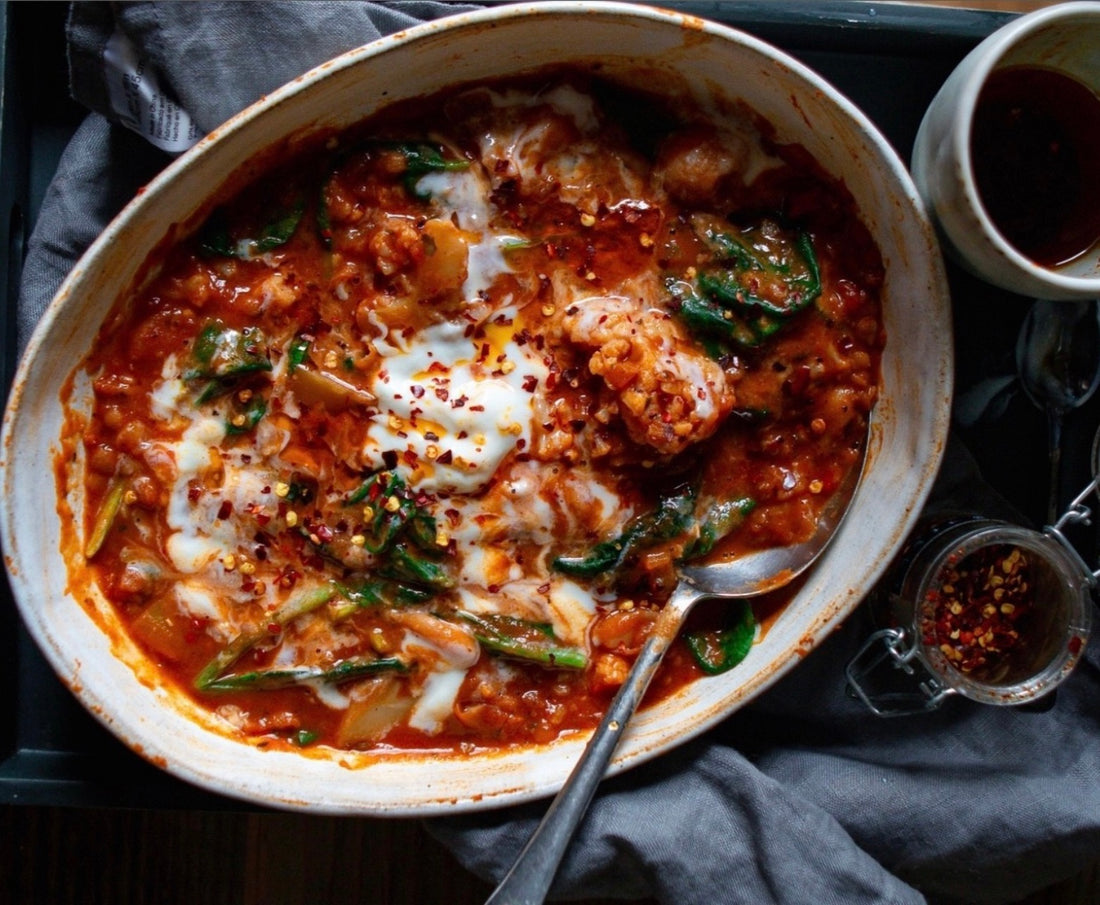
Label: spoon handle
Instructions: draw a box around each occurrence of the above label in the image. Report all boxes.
[1045,409,1066,525]
[484,590,695,905]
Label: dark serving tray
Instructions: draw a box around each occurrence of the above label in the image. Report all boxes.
[1,0,1092,809]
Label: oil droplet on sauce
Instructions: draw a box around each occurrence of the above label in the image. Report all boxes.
[970,65,1100,267]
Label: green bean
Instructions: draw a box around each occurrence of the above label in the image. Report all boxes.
[200,657,407,692]
[84,478,127,559]
[194,583,338,692]
[455,611,588,670]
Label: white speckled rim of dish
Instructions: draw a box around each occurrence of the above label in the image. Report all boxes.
[0,2,952,815]
[911,1,1100,300]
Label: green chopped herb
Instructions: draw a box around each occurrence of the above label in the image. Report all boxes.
[294,729,319,747]
[199,197,306,259]
[684,497,756,560]
[225,394,267,435]
[186,321,272,402]
[684,600,756,675]
[671,218,821,353]
[288,336,310,373]
[381,141,469,199]
[553,485,696,578]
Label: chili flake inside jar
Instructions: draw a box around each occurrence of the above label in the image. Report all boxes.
[925,543,1034,680]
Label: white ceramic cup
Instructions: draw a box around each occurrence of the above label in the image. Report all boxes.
[911,2,1100,300]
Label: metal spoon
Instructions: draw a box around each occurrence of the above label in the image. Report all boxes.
[484,456,865,905]
[1015,299,1100,524]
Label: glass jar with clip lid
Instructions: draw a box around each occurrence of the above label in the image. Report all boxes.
[846,475,1096,716]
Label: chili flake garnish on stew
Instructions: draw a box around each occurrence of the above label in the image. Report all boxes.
[67,71,885,752]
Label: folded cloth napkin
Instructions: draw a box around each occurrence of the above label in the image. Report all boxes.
[20,4,1100,904]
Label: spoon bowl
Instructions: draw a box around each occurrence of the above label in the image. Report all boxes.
[485,455,867,905]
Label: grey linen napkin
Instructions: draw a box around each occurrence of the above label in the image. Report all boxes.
[20,3,1100,903]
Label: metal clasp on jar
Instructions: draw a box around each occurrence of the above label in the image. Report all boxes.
[845,612,955,717]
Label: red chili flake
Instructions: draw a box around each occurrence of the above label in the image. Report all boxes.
[537,583,551,595]
[187,485,203,503]
[445,508,461,525]
[216,501,233,520]
[435,388,450,402]
[411,384,425,399]
[522,375,538,392]
[488,584,501,594]
[470,404,485,412]
[184,617,207,644]
[437,450,454,465]
[452,395,468,409]
[926,543,1034,679]
[267,622,282,635]
[403,449,419,467]
[424,430,440,442]
[457,430,468,440]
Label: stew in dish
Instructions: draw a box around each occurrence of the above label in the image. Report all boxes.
[66,71,884,752]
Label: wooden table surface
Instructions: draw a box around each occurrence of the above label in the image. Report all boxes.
[5,2,1097,904]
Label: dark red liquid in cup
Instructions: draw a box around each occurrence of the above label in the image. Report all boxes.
[970,65,1100,267]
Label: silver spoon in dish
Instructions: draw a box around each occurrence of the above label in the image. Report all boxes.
[1015,298,1100,524]
[484,454,866,905]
